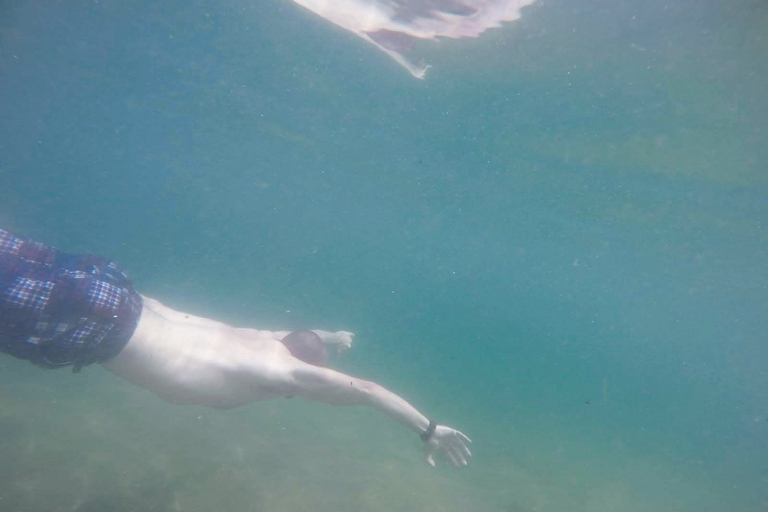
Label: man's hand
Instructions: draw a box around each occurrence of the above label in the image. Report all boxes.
[314,330,354,351]
[425,425,472,468]
[330,330,354,350]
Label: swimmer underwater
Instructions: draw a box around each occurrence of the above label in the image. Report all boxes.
[0,228,471,468]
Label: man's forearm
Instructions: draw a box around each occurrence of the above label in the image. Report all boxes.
[289,364,471,468]
[365,380,431,435]
[291,366,430,435]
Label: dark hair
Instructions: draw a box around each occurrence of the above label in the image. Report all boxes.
[279,331,329,367]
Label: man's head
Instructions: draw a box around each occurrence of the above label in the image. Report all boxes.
[280,330,329,367]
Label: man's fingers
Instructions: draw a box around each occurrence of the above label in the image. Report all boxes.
[456,431,472,444]
[448,429,472,457]
[448,450,462,467]
[449,446,468,466]
[426,427,473,468]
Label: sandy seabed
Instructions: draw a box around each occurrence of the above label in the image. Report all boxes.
[0,359,747,512]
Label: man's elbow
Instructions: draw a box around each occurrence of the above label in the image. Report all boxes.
[328,377,377,406]
[351,378,379,403]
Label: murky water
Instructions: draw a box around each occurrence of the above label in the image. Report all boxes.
[1,1,766,511]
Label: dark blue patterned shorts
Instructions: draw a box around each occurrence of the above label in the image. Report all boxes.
[0,228,143,371]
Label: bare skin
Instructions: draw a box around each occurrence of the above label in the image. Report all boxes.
[102,296,472,468]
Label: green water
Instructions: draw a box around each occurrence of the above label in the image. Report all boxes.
[1,0,767,511]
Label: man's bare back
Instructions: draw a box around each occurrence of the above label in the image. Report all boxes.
[103,296,472,468]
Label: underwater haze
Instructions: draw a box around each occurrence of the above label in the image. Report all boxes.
[1,0,767,511]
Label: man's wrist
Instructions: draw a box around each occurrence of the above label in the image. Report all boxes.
[420,420,437,442]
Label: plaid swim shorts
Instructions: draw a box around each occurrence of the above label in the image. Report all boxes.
[0,228,143,371]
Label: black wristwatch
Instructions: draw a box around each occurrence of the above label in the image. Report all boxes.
[420,420,437,442]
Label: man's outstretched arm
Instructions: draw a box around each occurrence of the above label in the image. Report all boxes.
[285,362,472,468]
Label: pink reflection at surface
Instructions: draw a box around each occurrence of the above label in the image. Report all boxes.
[290,0,537,78]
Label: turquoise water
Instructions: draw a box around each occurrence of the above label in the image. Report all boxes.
[1,0,767,511]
